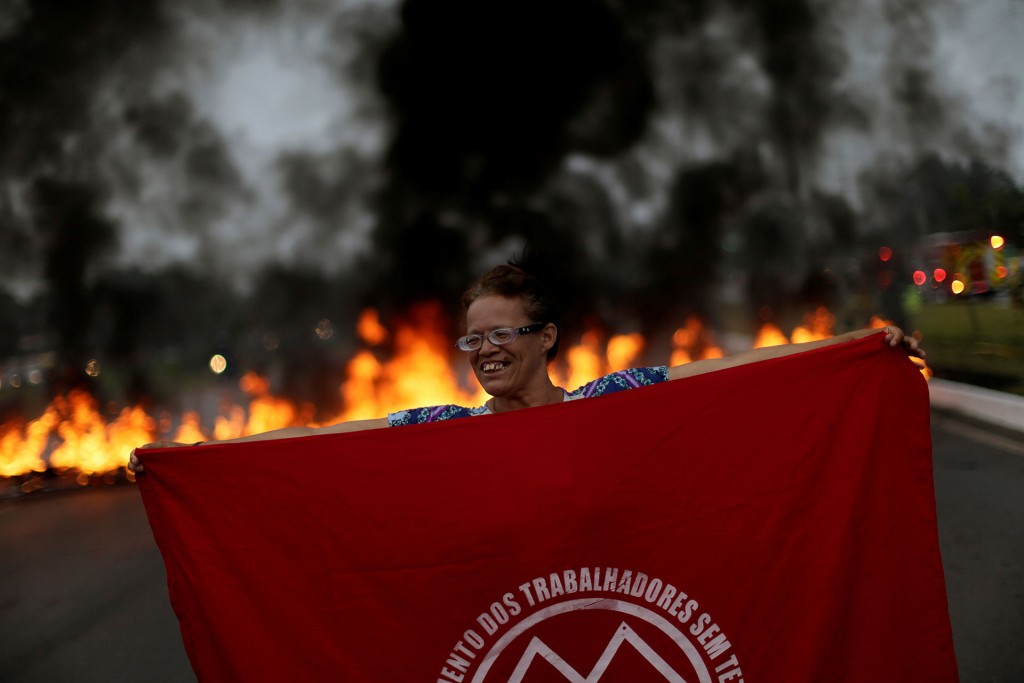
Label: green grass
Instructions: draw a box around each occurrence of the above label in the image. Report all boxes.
[912,301,1024,395]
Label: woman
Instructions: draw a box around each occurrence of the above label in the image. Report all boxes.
[129,263,923,473]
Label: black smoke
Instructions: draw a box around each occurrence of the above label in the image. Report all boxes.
[0,0,1021,414]
[0,0,166,390]
[370,0,655,313]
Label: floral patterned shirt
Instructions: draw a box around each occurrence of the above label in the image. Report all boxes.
[386,366,669,427]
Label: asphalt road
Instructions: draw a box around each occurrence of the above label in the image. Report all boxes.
[1,414,1022,682]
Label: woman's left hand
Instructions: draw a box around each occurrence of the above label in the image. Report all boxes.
[128,440,196,474]
[882,326,926,359]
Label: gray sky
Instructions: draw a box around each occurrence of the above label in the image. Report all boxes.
[5,0,1022,297]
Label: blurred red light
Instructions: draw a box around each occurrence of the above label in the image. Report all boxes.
[879,246,893,262]
[913,270,927,286]
[933,268,947,282]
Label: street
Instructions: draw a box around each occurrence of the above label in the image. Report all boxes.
[2,413,1022,682]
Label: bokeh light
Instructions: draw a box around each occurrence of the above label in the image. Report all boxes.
[878,246,893,262]
[913,270,927,286]
[933,268,947,282]
[315,319,334,340]
[85,359,101,377]
[990,235,1005,250]
[995,265,1008,279]
[951,280,965,295]
[209,354,228,374]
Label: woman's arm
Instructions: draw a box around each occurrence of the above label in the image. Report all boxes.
[668,326,924,381]
[128,417,389,473]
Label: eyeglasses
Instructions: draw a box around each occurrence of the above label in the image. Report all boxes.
[455,323,547,352]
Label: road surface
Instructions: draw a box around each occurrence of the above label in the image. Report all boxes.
[1,413,1022,682]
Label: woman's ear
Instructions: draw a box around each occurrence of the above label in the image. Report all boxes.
[541,323,558,353]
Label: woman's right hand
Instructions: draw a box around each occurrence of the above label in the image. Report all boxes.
[128,441,197,474]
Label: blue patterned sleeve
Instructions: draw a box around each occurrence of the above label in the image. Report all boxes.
[387,404,485,426]
[387,409,419,427]
[567,366,669,400]
[389,368,667,425]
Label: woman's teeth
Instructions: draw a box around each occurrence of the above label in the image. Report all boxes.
[481,361,510,373]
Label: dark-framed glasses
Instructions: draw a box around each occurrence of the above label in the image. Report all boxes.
[455,323,547,352]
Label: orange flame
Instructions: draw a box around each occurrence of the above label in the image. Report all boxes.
[670,317,724,365]
[0,404,60,477]
[335,302,484,422]
[172,411,206,445]
[790,307,835,343]
[555,329,605,392]
[606,333,645,372]
[356,308,389,346]
[47,391,154,476]
[547,328,648,388]
[752,323,789,348]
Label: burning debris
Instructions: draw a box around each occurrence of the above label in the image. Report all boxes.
[0,306,930,498]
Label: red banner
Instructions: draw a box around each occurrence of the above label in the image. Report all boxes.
[138,334,957,682]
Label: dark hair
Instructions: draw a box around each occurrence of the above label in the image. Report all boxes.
[461,262,562,361]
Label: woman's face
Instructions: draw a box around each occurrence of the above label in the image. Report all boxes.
[464,295,555,398]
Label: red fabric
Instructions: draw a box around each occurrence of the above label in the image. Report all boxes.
[138,333,958,682]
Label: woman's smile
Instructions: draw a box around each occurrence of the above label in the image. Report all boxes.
[480,360,512,374]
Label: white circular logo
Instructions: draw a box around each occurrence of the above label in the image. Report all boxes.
[436,567,743,683]
[472,598,713,682]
